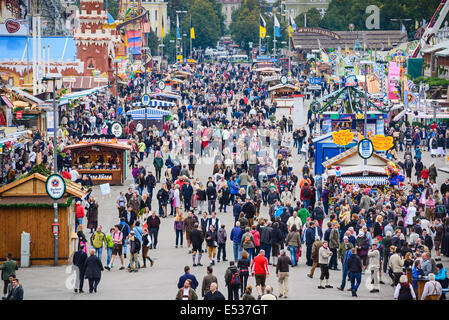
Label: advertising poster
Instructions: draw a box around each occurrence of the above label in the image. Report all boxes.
[388,61,400,100]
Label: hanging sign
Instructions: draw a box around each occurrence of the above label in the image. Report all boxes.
[332,129,354,146]
[280,75,288,85]
[158,81,166,90]
[372,134,394,151]
[141,94,150,106]
[111,122,123,138]
[46,174,66,200]
[358,139,374,159]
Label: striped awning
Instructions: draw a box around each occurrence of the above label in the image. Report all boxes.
[340,176,388,186]
[131,99,176,108]
[126,107,171,120]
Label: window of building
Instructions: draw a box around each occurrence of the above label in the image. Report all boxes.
[155,10,158,21]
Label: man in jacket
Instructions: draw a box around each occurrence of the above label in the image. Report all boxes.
[307,236,323,279]
[305,221,316,266]
[239,169,250,192]
[5,278,23,300]
[121,206,137,229]
[260,221,273,264]
[177,266,199,290]
[328,222,340,270]
[230,222,243,263]
[184,211,198,250]
[242,198,256,227]
[147,211,160,249]
[368,244,380,293]
[127,230,141,272]
[276,250,292,298]
[347,248,362,297]
[241,227,256,261]
[388,246,404,286]
[1,253,18,297]
[271,222,284,266]
[300,183,312,210]
[90,226,107,260]
[224,261,240,300]
[205,225,218,266]
[145,172,157,208]
[73,244,87,293]
[421,252,433,276]
[251,250,269,296]
[191,223,204,267]
[318,241,333,289]
[176,279,198,300]
[206,184,217,215]
[217,224,228,263]
[233,199,242,224]
[337,236,354,291]
[203,282,226,300]
[182,181,194,212]
[201,266,218,297]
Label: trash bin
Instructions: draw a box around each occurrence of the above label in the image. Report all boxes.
[21,232,30,267]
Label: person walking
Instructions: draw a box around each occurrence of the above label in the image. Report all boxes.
[105,224,125,271]
[337,236,354,291]
[147,211,160,249]
[156,183,169,218]
[308,236,323,278]
[328,222,340,270]
[86,196,99,234]
[230,221,243,263]
[205,225,218,266]
[75,201,85,233]
[241,227,256,262]
[201,266,218,297]
[84,249,104,293]
[347,248,363,297]
[174,211,185,248]
[127,230,141,272]
[237,250,251,297]
[251,250,270,297]
[317,241,333,289]
[90,226,107,260]
[191,223,204,267]
[368,244,380,293]
[153,151,164,183]
[217,224,228,263]
[141,228,154,268]
[73,243,87,293]
[224,261,240,300]
[1,253,18,298]
[276,250,292,298]
[285,224,301,267]
[177,266,199,291]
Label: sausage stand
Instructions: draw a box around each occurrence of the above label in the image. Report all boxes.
[65,137,132,186]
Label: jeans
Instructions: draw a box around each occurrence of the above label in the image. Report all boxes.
[158,203,165,217]
[95,247,103,260]
[306,244,313,266]
[227,286,240,300]
[138,186,144,196]
[219,203,227,212]
[184,199,191,212]
[240,271,249,295]
[75,218,83,232]
[147,187,153,208]
[217,243,226,261]
[246,248,254,262]
[323,202,329,215]
[349,272,362,293]
[106,247,112,266]
[208,200,216,215]
[289,245,298,266]
[175,229,183,246]
[340,265,348,289]
[303,199,310,210]
[149,227,158,248]
[233,242,242,262]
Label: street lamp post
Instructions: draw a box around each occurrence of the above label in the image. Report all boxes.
[361,60,371,166]
[43,73,62,266]
[113,58,121,119]
[176,10,187,59]
[141,47,149,130]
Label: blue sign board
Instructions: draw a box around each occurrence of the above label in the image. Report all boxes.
[309,77,322,85]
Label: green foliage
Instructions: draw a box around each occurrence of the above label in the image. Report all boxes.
[295,8,322,28]
[230,0,260,52]
[147,28,160,56]
[413,77,449,86]
[186,0,222,49]
[23,163,52,179]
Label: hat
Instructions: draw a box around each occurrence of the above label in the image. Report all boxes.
[358,231,365,237]
[343,236,349,240]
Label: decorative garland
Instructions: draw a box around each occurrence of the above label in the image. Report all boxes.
[0,196,73,208]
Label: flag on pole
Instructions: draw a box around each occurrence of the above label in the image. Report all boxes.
[260,15,266,38]
[161,16,165,37]
[190,15,195,39]
[289,15,296,38]
[274,15,281,38]
[176,15,180,39]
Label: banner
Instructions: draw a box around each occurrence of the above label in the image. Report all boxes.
[388,61,400,100]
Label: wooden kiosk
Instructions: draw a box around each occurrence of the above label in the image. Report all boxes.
[0,173,87,265]
[65,139,132,185]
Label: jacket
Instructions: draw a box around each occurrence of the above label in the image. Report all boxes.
[250,254,269,275]
[190,229,203,247]
[318,246,332,264]
[0,260,18,281]
[73,250,88,272]
[389,253,404,273]
[271,227,283,245]
[233,203,242,218]
[260,226,272,244]
[177,272,199,290]
[276,254,292,274]
[147,215,161,229]
[230,227,243,244]
[76,204,85,219]
[240,232,256,249]
[83,255,103,279]
[229,180,240,195]
[338,242,354,261]
[176,287,198,300]
[203,290,226,300]
[217,227,227,245]
[368,249,380,269]
[129,237,141,254]
[224,266,240,286]
[6,284,23,300]
[285,231,301,247]
[347,253,362,273]
[311,240,324,262]
[329,229,340,249]
[90,231,107,249]
[201,273,218,297]
[242,202,256,219]
[250,230,260,247]
[205,230,218,247]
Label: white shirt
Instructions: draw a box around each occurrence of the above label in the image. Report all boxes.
[136,123,143,132]
[182,288,190,300]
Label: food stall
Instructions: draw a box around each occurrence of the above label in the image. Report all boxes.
[65,137,132,185]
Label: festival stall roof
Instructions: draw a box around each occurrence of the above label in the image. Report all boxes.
[322,145,389,171]
[59,85,108,105]
[62,76,109,91]
[7,86,44,106]
[153,92,182,101]
[268,83,298,92]
[435,48,449,57]
[65,142,132,151]
[255,67,282,73]
[327,165,388,178]
[291,28,407,50]
[126,107,171,120]
[131,100,176,108]
[421,40,449,54]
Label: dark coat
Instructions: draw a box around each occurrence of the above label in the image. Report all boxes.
[242,202,256,219]
[203,290,226,300]
[347,253,362,273]
[73,250,88,272]
[84,255,103,280]
[86,201,99,229]
[219,188,230,205]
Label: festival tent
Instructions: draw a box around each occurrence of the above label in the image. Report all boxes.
[131,99,176,108]
[126,107,171,120]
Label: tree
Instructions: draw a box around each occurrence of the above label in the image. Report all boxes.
[147,28,160,56]
[104,0,119,19]
[230,0,261,53]
[295,8,322,28]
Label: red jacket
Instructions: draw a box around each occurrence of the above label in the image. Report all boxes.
[76,204,85,219]
[251,254,269,275]
[300,186,312,200]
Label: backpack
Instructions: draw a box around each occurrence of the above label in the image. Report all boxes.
[303,187,311,198]
[244,235,252,245]
[230,269,241,288]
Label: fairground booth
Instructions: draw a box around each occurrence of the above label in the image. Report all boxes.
[65,135,132,185]
[127,105,172,130]
[0,172,87,265]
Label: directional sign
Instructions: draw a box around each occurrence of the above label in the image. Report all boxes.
[309,77,322,85]
[141,94,150,106]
